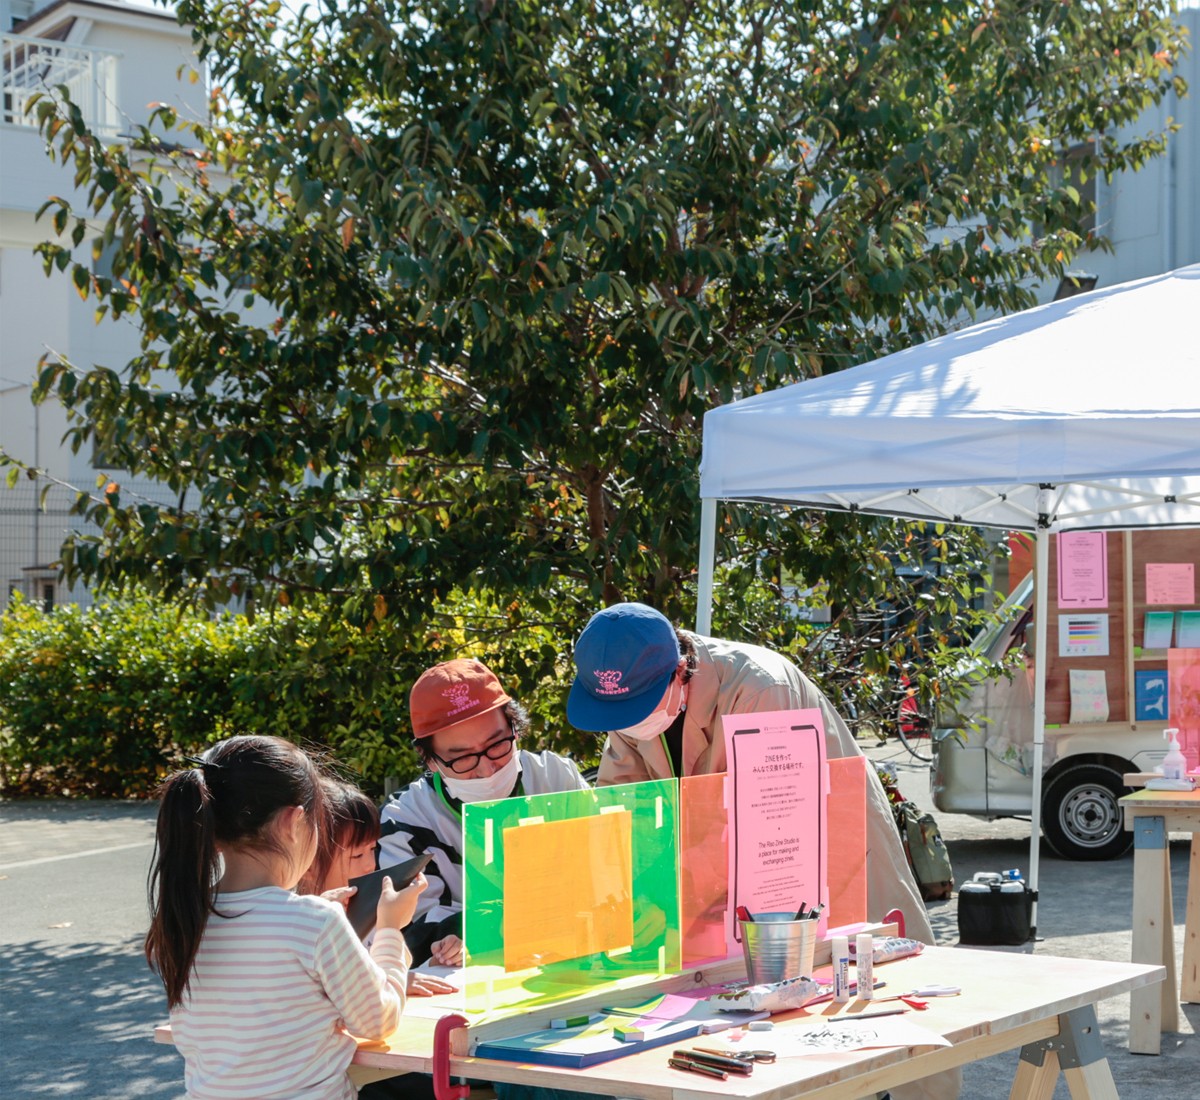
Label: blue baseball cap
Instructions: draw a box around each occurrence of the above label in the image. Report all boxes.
[567,603,680,731]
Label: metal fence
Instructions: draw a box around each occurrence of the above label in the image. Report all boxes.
[0,482,108,609]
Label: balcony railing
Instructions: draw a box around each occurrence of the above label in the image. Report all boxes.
[2,33,121,134]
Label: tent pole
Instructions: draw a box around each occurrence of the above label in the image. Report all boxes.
[696,497,717,634]
[1027,493,1053,940]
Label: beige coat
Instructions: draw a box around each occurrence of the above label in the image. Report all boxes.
[596,632,935,944]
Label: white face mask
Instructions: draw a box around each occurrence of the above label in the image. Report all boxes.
[617,676,688,742]
[439,751,521,803]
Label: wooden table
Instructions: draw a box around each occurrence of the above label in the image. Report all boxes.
[1120,785,1200,1054]
[344,947,1158,1100]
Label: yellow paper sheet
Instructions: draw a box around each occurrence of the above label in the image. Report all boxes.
[502,811,634,970]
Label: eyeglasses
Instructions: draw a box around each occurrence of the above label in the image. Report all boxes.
[433,732,517,775]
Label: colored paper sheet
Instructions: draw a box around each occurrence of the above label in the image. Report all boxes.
[826,756,868,928]
[1057,531,1108,609]
[1147,562,1196,605]
[1135,669,1169,722]
[1169,650,1200,771]
[473,1013,704,1068]
[461,779,680,1018]
[1058,613,1109,657]
[502,811,634,971]
[1068,669,1109,724]
[1178,612,1200,649]
[722,709,827,938]
[1144,611,1176,651]
[679,772,734,967]
[603,989,764,1029]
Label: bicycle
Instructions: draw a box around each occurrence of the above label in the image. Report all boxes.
[896,684,933,763]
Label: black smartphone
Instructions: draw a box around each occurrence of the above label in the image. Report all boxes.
[344,853,433,939]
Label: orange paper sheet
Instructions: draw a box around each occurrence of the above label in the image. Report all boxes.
[680,772,731,965]
[827,756,868,926]
[502,811,634,970]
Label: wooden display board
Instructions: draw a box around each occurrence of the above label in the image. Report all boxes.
[1041,529,1200,727]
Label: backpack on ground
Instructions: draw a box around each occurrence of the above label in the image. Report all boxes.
[893,799,954,901]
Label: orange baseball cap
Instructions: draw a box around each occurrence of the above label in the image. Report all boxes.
[410,658,512,739]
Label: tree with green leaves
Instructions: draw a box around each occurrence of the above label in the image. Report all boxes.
[14,0,1188,764]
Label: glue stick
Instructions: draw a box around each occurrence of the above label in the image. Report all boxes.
[832,936,851,1003]
[856,933,874,1001]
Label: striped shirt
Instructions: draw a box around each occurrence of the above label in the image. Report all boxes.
[170,887,409,1100]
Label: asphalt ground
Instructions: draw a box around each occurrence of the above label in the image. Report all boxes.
[3,741,1200,1099]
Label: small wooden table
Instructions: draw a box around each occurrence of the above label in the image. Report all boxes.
[156,948,1160,1097]
[158,946,1162,1100]
[1120,785,1200,1054]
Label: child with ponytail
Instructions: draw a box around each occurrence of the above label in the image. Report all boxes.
[145,735,426,1100]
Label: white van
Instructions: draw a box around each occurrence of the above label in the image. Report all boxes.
[930,529,1198,860]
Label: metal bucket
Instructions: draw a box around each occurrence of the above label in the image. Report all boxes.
[739,912,817,984]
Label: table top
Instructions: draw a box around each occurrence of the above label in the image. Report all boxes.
[350,946,1162,1100]
[1121,787,1200,809]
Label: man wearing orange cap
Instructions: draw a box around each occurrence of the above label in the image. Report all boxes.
[379,658,590,967]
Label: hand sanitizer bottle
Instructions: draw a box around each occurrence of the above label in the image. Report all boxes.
[1163,728,1187,781]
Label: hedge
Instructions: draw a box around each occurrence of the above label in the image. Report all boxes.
[0,595,425,798]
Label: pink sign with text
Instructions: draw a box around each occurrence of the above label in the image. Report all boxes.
[722,708,828,939]
[1147,563,1196,606]
[1057,531,1108,609]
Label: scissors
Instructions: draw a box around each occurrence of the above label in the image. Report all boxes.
[876,983,961,1010]
[694,1046,777,1064]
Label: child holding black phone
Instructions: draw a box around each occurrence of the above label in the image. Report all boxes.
[145,735,427,1100]
[299,777,384,899]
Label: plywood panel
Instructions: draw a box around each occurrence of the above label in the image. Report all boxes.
[1043,532,1127,725]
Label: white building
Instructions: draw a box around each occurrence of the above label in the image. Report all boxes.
[0,0,201,605]
[1054,6,1200,295]
[0,3,1198,608]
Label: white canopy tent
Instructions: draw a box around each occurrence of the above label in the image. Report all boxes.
[696,263,1200,933]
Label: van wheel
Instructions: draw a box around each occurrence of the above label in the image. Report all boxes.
[1041,764,1132,861]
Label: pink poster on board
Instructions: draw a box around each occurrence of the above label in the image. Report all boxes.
[1147,563,1196,606]
[722,708,827,938]
[1057,531,1108,609]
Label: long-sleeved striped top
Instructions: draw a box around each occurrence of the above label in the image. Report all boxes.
[169,886,409,1100]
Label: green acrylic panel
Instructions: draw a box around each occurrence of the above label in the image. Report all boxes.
[461,778,681,1018]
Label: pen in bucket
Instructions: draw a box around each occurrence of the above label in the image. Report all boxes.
[736,905,754,923]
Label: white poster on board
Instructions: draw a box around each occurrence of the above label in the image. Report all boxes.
[1058,613,1110,657]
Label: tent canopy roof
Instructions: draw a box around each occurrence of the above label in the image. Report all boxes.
[699,265,1200,532]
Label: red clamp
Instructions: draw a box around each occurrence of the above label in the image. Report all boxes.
[883,907,906,939]
[432,1013,470,1100]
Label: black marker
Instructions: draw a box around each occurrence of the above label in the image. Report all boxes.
[668,1057,728,1080]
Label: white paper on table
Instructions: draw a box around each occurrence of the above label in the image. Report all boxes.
[1069,669,1109,724]
[722,1016,951,1058]
[402,961,467,1018]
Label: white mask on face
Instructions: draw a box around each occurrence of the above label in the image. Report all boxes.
[439,751,522,803]
[616,676,688,742]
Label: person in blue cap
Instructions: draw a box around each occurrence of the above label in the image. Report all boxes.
[567,602,934,945]
[568,604,958,1100]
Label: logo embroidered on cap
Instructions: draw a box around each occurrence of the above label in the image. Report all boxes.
[594,669,629,695]
[442,683,477,716]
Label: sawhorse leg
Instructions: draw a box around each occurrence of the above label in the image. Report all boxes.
[1183,835,1200,1003]
[1130,815,1179,1054]
[1008,1006,1119,1100]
